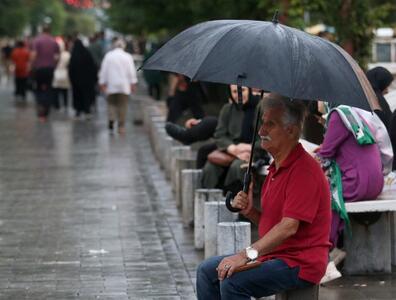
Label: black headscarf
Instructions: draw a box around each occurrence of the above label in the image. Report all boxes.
[228,87,259,143]
[366,67,394,130]
[68,39,97,86]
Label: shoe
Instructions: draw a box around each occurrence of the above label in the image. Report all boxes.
[165,122,190,144]
[320,261,342,284]
[329,248,346,266]
[108,121,114,131]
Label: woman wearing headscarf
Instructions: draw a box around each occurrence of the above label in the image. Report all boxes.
[367,67,396,169]
[201,85,266,193]
[366,66,394,130]
[68,39,97,119]
[315,102,385,283]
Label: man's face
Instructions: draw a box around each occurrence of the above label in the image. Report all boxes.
[258,107,293,154]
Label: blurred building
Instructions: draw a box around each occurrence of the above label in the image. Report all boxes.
[370,28,396,86]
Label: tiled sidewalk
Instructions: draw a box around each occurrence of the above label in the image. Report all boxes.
[0,85,200,299]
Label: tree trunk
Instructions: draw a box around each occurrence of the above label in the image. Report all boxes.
[340,0,354,56]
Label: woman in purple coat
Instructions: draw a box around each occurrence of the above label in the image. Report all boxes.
[316,104,384,281]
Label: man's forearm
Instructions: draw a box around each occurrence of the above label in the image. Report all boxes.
[250,217,299,256]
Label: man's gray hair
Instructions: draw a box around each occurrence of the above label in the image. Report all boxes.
[113,38,126,49]
[261,93,306,131]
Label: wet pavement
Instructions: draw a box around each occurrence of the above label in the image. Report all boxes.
[0,82,394,299]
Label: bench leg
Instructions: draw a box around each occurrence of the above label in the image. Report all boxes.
[275,285,319,300]
[344,212,391,274]
[392,212,396,266]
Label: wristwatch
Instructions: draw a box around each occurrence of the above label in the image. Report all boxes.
[245,246,258,262]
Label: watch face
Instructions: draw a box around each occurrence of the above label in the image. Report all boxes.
[247,248,258,260]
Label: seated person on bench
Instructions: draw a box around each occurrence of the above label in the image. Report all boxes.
[200,84,266,194]
[196,94,331,299]
[315,102,387,282]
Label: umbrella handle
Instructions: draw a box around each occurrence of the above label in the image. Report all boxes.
[225,167,251,213]
[225,191,241,212]
[225,108,261,213]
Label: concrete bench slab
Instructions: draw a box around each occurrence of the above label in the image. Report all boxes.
[217,222,251,255]
[345,199,396,212]
[344,199,396,274]
[194,189,223,249]
[181,169,202,227]
[204,201,238,258]
[275,285,319,300]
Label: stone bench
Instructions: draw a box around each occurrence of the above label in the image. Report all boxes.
[205,201,238,258]
[194,189,223,249]
[256,285,319,300]
[181,169,203,227]
[344,198,396,274]
[274,285,319,300]
[217,222,251,255]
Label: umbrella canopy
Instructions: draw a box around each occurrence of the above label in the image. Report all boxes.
[143,19,378,111]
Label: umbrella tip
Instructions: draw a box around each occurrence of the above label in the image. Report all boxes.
[272,10,279,24]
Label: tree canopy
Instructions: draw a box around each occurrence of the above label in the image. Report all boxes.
[0,0,97,38]
[107,0,396,67]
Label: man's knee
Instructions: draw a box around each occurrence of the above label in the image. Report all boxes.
[220,276,247,297]
[197,256,220,282]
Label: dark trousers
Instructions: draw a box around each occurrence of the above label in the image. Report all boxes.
[186,116,218,143]
[72,85,95,115]
[54,88,68,109]
[166,89,205,122]
[197,142,217,169]
[14,77,27,99]
[34,67,54,118]
[197,256,312,299]
[148,84,161,100]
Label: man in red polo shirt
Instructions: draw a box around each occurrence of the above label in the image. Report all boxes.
[196,93,331,299]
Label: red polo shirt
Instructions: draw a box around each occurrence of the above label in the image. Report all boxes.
[258,143,331,284]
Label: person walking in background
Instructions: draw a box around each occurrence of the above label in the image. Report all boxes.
[1,42,13,84]
[31,26,59,122]
[68,39,97,120]
[88,32,105,70]
[11,40,30,101]
[52,38,70,112]
[99,38,138,134]
[143,43,162,100]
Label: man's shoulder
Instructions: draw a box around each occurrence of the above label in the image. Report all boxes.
[293,149,323,177]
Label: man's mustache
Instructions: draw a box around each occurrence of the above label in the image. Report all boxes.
[260,135,272,141]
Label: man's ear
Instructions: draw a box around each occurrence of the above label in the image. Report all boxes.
[287,125,299,137]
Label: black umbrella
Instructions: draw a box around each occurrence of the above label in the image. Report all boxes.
[143,19,378,111]
[142,17,379,212]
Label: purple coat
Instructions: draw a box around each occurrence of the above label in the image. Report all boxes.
[318,112,383,201]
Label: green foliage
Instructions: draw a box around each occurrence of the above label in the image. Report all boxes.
[0,0,97,37]
[28,0,67,35]
[0,0,29,37]
[107,0,395,66]
[64,12,96,36]
[310,0,395,67]
[108,0,274,35]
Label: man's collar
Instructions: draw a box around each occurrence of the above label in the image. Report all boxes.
[268,143,304,173]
